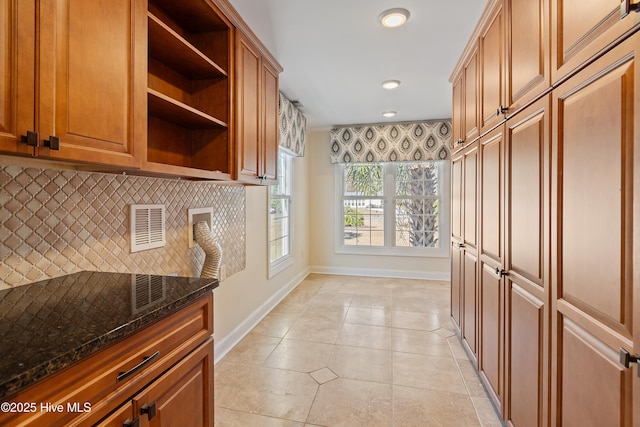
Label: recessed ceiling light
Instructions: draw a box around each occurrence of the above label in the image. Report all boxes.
[379,8,410,28]
[382,111,397,118]
[382,80,401,89]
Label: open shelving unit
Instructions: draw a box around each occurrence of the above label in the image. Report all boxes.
[145,0,233,178]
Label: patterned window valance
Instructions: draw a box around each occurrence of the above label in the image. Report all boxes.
[329,120,451,163]
[279,92,306,157]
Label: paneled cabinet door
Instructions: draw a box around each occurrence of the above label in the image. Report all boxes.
[507,0,550,112]
[261,59,279,181]
[478,124,505,411]
[551,0,640,83]
[37,0,145,167]
[451,242,463,330]
[551,36,637,427]
[133,338,214,427]
[464,45,480,143]
[451,72,465,151]
[504,95,550,427]
[236,31,279,184]
[479,0,506,133]
[0,0,36,156]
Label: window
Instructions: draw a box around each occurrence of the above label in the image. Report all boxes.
[269,150,294,275]
[337,161,449,257]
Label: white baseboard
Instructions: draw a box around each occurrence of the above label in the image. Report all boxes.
[213,267,310,364]
[309,265,451,281]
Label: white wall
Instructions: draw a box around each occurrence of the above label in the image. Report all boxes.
[307,130,451,280]
[213,153,310,362]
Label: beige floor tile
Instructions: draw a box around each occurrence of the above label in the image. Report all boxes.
[392,311,441,331]
[338,282,394,297]
[471,396,503,426]
[328,345,393,384]
[214,407,304,426]
[215,362,318,422]
[303,304,349,321]
[392,296,434,313]
[252,313,300,338]
[393,352,468,395]
[263,339,334,373]
[345,306,392,326]
[306,378,393,427]
[393,385,481,426]
[448,335,472,360]
[310,367,338,384]
[392,329,453,358]
[457,359,487,397]
[350,294,393,310]
[271,300,309,315]
[220,332,281,365]
[336,323,392,350]
[284,316,343,344]
[307,292,353,308]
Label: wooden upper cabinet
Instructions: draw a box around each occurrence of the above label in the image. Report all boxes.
[0,0,36,156]
[235,30,280,185]
[463,46,480,143]
[451,72,465,151]
[507,0,550,113]
[479,0,506,134]
[37,0,145,167]
[551,0,640,83]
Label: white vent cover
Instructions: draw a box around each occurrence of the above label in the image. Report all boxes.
[130,204,166,253]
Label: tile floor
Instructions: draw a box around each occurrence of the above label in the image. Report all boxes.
[214,274,503,426]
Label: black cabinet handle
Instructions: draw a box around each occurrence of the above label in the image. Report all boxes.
[116,351,160,382]
[456,243,465,249]
[496,106,508,117]
[619,348,640,374]
[621,0,640,18]
[21,130,39,147]
[495,267,508,277]
[141,401,157,420]
[44,136,60,150]
[456,139,464,145]
[123,418,140,427]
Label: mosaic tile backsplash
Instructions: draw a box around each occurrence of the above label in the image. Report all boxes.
[0,164,246,290]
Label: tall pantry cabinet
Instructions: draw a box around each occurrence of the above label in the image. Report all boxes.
[450,0,639,425]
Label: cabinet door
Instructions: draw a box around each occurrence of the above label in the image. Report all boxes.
[462,249,478,361]
[504,96,550,427]
[95,402,136,427]
[451,72,465,150]
[0,0,36,156]
[261,59,279,182]
[37,0,144,167]
[236,31,261,182]
[479,262,503,410]
[551,0,640,83]
[134,338,214,427]
[463,144,478,248]
[507,0,550,112]
[551,37,637,426]
[480,0,505,133]
[451,152,464,240]
[463,45,480,143]
[451,243,462,330]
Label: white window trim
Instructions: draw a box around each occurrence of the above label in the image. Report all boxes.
[269,151,294,278]
[334,161,450,258]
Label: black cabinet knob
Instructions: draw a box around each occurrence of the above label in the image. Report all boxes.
[141,401,157,420]
[20,130,39,147]
[44,135,60,150]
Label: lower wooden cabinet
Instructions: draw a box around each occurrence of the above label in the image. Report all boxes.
[97,338,214,427]
[3,294,214,427]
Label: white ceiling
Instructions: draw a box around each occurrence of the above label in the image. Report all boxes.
[227,0,488,130]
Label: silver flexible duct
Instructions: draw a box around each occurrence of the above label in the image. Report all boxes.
[193,221,223,279]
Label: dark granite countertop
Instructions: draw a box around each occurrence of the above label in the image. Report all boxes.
[0,271,218,399]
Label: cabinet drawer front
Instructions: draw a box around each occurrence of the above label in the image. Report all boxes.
[3,293,213,426]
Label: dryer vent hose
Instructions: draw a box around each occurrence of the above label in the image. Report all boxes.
[193,221,223,279]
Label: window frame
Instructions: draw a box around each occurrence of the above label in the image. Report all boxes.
[268,150,294,277]
[335,161,450,258]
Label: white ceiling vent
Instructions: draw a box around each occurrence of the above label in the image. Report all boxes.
[130,204,166,253]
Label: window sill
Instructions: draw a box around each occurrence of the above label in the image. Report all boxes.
[335,246,449,258]
[269,254,294,278]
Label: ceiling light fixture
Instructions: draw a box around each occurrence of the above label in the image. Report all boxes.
[382,111,397,118]
[379,8,410,28]
[382,80,401,89]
